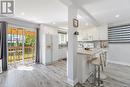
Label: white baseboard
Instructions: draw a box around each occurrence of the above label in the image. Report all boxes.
[66,78,78,86]
[107,60,130,66]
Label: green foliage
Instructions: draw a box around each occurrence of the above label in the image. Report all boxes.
[25,35,36,46]
[8,34,36,46]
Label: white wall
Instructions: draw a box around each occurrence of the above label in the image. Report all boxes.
[42,26,58,34]
[108,43,130,66]
[0,15,39,28]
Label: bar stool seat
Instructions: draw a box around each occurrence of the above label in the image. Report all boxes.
[91,57,101,65]
[89,57,104,87]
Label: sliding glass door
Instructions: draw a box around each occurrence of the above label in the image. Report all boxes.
[24,30,36,64]
[7,26,36,67]
[8,27,22,64]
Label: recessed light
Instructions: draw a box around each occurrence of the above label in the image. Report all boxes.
[85,23,89,26]
[36,20,43,23]
[115,14,120,18]
[77,15,82,19]
[32,18,36,20]
[52,22,56,24]
[21,12,25,15]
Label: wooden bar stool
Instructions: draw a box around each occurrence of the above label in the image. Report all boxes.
[89,55,104,87]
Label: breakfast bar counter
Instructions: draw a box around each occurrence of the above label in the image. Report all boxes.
[77,48,106,83]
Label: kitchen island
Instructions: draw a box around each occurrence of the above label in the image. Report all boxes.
[77,48,104,83]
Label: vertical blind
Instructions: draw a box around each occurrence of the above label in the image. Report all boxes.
[108,25,130,43]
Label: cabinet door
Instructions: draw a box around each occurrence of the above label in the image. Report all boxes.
[98,25,108,40]
[52,35,58,61]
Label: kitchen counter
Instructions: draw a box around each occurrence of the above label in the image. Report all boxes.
[77,48,103,55]
[77,48,108,83]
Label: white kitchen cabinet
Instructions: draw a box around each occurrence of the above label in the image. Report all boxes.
[98,25,108,40]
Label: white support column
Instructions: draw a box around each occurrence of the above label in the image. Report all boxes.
[67,5,78,86]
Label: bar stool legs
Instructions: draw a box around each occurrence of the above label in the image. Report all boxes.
[93,65,104,87]
[97,65,100,86]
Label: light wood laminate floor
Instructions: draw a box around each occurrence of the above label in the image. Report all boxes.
[0,60,130,87]
[103,63,130,87]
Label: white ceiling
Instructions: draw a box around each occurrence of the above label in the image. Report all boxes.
[14,0,67,23]
[83,0,130,24]
[6,0,130,28]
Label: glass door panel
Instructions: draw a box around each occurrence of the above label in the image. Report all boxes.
[8,27,18,65]
[8,26,36,67]
[24,30,36,64]
[17,28,23,63]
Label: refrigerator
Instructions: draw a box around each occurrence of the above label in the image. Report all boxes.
[40,33,58,65]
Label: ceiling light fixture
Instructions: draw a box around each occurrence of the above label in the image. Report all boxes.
[52,22,56,24]
[85,23,89,26]
[21,12,25,15]
[115,14,120,18]
[77,15,82,19]
[32,18,37,21]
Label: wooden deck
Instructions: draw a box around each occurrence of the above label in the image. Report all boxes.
[8,46,35,64]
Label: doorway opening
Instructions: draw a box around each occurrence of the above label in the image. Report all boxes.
[7,26,36,69]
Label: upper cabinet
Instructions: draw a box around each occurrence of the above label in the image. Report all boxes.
[98,25,108,40]
[78,25,108,41]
